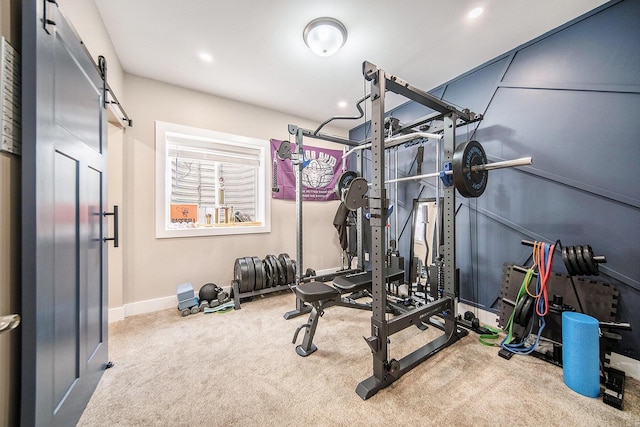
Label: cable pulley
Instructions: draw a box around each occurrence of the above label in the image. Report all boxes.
[334,171,358,199]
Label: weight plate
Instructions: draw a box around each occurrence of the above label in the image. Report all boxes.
[566,246,581,278]
[575,246,590,276]
[234,258,251,293]
[263,255,273,287]
[278,253,294,285]
[452,140,488,198]
[243,256,256,293]
[342,177,368,211]
[290,260,297,284]
[583,245,599,276]
[334,170,358,199]
[267,255,280,286]
[252,256,265,291]
[262,257,273,288]
[561,246,575,276]
[272,255,287,286]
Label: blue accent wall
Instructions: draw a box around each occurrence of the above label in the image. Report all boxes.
[349,0,640,358]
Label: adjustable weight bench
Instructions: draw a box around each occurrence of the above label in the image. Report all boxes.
[291,268,404,356]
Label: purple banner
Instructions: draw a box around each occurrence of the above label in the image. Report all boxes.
[271,139,348,201]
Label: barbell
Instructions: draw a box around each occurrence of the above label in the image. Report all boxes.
[337,140,532,210]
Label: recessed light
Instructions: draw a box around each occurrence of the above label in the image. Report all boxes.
[338,100,347,108]
[468,7,483,19]
[198,52,213,63]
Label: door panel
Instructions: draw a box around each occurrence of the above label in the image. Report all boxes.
[86,166,104,361]
[54,32,102,154]
[52,151,80,412]
[22,1,109,426]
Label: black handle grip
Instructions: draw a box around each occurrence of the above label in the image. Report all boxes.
[104,205,119,248]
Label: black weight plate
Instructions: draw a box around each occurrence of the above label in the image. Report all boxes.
[452,140,488,198]
[575,246,590,276]
[583,245,599,276]
[290,260,297,284]
[252,256,265,290]
[561,246,575,276]
[566,246,581,277]
[271,254,285,286]
[342,177,368,211]
[265,255,282,286]
[286,255,296,285]
[263,255,275,286]
[243,256,256,292]
[262,258,273,288]
[334,170,358,199]
[268,255,280,286]
[234,258,251,293]
[278,253,294,285]
[277,254,288,285]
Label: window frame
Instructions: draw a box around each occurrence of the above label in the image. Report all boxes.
[155,120,271,238]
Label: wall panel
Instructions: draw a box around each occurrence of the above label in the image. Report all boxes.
[350,0,640,358]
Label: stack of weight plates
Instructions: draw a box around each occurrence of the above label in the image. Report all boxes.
[233,253,296,293]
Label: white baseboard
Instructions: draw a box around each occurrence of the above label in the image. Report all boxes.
[108,295,177,323]
[108,306,125,323]
[607,352,640,380]
[457,302,499,327]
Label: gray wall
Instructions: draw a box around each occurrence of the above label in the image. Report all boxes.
[350,0,640,358]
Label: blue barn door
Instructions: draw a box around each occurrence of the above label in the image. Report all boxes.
[21,1,109,425]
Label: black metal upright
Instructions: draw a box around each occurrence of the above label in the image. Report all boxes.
[366,65,389,382]
[356,62,481,400]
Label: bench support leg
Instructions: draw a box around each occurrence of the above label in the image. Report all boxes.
[294,305,321,357]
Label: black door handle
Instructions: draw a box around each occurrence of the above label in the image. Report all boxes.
[103,205,119,248]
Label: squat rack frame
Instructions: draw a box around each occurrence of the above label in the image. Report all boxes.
[355,61,482,399]
[282,125,364,320]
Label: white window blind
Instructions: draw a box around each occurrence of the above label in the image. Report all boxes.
[155,120,271,238]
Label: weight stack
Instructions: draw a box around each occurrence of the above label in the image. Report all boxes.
[562,312,600,398]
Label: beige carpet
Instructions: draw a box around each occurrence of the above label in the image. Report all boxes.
[78,291,640,426]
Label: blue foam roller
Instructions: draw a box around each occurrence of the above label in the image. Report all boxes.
[562,312,600,397]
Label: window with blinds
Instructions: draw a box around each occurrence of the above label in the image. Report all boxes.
[155,121,271,238]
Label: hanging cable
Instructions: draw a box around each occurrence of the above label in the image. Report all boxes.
[313,94,371,135]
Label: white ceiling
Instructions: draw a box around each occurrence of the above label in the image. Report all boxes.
[94,0,608,130]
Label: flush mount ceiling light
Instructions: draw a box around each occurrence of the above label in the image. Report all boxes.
[303,17,347,57]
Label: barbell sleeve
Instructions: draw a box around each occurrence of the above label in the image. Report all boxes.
[470,156,532,173]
